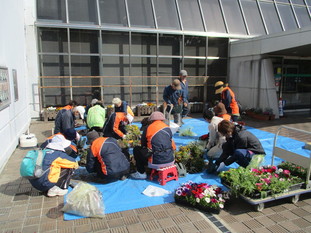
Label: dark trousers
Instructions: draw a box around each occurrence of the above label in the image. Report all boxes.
[133,146,150,173]
[55,168,74,189]
[182,105,189,118]
[231,149,253,167]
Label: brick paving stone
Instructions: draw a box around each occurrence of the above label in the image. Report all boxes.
[28,202,42,210]
[179,206,196,214]
[271,205,287,212]
[107,218,125,228]
[218,214,238,224]
[74,224,93,233]
[91,220,109,231]
[163,225,182,233]
[279,220,302,232]
[248,211,264,218]
[292,218,311,228]
[199,227,220,233]
[110,226,129,233]
[135,207,151,214]
[138,212,154,222]
[192,219,213,231]
[57,219,74,229]
[255,216,276,226]
[120,209,135,217]
[266,224,289,233]
[291,208,310,217]
[234,213,253,222]
[177,222,199,233]
[123,215,140,225]
[39,221,56,232]
[243,219,263,229]
[22,225,40,233]
[24,216,40,226]
[57,228,75,233]
[252,227,272,233]
[261,207,276,215]
[171,214,191,225]
[152,210,169,219]
[149,205,164,211]
[282,202,298,210]
[142,220,161,232]
[301,205,311,213]
[228,222,251,233]
[73,217,91,226]
[185,212,204,222]
[0,208,10,215]
[106,212,122,220]
[127,223,145,233]
[0,214,9,222]
[295,201,309,208]
[268,213,288,223]
[158,217,175,228]
[8,211,25,221]
[279,210,300,220]
[303,215,311,223]
[26,209,42,217]
[2,228,23,233]
[166,207,184,216]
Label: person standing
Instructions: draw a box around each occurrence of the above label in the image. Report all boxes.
[87,101,106,133]
[178,70,189,120]
[214,81,240,122]
[163,79,186,126]
[54,100,78,134]
[130,112,176,179]
[211,120,265,173]
[86,131,130,181]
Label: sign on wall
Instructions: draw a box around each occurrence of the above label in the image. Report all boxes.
[0,67,11,111]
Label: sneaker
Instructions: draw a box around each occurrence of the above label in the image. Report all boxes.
[47,186,68,197]
[130,171,147,180]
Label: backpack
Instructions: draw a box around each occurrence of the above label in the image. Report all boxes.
[20,149,50,179]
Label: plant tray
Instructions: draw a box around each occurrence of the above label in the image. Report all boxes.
[175,198,220,214]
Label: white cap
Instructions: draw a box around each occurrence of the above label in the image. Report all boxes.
[112,97,122,105]
[74,106,85,119]
[47,135,71,152]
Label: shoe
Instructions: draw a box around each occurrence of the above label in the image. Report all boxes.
[130,171,147,180]
[47,186,68,197]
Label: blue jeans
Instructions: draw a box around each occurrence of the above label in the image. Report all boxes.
[231,149,253,167]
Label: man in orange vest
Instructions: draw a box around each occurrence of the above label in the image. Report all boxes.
[215,81,240,122]
[54,100,78,134]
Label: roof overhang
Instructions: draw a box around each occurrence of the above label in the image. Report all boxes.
[229,26,311,58]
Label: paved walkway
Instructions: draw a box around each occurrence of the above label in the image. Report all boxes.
[0,113,311,233]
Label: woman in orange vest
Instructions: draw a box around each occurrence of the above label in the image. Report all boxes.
[130,111,176,179]
[213,102,231,121]
[215,81,240,122]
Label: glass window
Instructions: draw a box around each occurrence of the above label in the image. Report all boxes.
[306,0,311,6]
[127,0,155,28]
[68,0,98,24]
[260,2,283,34]
[70,30,99,54]
[178,0,204,31]
[38,28,68,53]
[208,38,228,57]
[42,88,71,107]
[293,6,311,27]
[275,0,289,3]
[71,55,100,76]
[241,0,266,35]
[221,0,247,35]
[131,33,157,56]
[39,55,70,76]
[102,31,129,55]
[291,0,305,5]
[159,34,182,56]
[153,0,180,30]
[158,58,182,78]
[184,36,206,57]
[37,0,66,22]
[207,59,227,76]
[277,4,298,31]
[200,0,226,33]
[99,0,128,27]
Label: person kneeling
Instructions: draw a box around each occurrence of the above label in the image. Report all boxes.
[86,130,130,182]
[29,135,79,197]
[209,120,265,173]
[131,111,176,179]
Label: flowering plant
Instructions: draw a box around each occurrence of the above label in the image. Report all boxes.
[174,181,228,212]
[277,161,308,180]
[220,166,303,198]
[117,125,141,148]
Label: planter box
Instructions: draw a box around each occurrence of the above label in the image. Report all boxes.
[246,111,275,121]
[175,198,220,214]
[42,109,59,122]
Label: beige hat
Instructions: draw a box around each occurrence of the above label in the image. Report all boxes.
[215,81,224,94]
[172,79,181,90]
[112,97,122,105]
[86,130,100,145]
[149,111,166,121]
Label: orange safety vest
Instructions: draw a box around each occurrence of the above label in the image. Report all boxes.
[221,87,239,115]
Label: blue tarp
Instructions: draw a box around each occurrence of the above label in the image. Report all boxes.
[64,118,309,220]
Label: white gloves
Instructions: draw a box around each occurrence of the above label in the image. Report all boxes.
[216,162,225,172]
[122,134,127,139]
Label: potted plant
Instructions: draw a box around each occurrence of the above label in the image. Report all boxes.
[219,166,304,199]
[174,181,229,214]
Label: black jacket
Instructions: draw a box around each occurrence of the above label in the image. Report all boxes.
[216,125,265,166]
